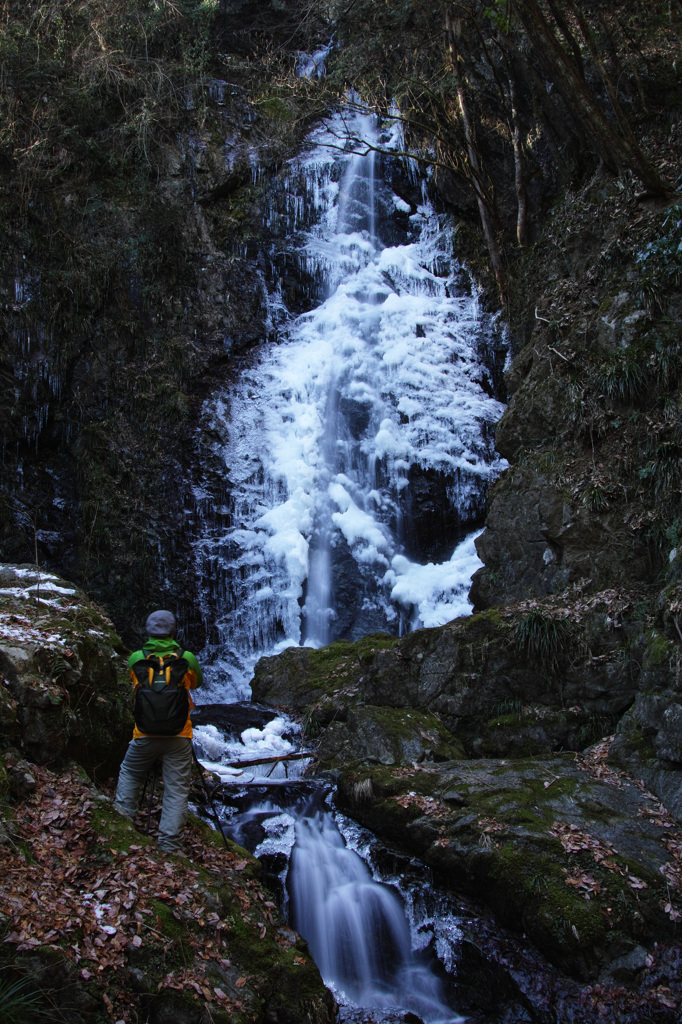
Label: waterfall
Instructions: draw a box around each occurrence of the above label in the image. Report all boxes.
[194,108,507,700]
[191,105,506,1023]
[289,810,463,1022]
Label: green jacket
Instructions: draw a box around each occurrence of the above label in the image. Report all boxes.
[128,637,202,738]
[128,637,203,685]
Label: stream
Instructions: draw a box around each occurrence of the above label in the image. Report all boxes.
[191,105,508,1022]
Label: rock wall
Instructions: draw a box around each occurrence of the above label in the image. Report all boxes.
[0,0,329,648]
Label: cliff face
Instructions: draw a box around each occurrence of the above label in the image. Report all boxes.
[0,0,329,647]
[2,1,679,653]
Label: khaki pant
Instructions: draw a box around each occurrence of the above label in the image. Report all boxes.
[114,736,193,853]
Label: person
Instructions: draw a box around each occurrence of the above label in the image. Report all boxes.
[114,610,202,854]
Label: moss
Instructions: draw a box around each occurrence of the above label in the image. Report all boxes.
[487,712,523,728]
[351,704,466,759]
[308,631,398,672]
[257,96,295,121]
[448,607,507,644]
[146,899,197,969]
[646,631,672,666]
[490,840,609,953]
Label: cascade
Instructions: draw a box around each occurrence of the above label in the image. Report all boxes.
[193,713,464,1023]
[194,108,507,699]
[192,106,507,1021]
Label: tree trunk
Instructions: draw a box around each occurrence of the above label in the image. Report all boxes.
[508,70,527,246]
[512,0,668,196]
[445,12,506,303]
[546,0,585,79]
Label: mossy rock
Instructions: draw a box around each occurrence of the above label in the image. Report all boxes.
[645,631,674,667]
[336,753,679,979]
[0,563,133,779]
[252,634,400,718]
[316,704,466,768]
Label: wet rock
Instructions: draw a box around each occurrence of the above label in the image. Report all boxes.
[399,465,484,564]
[334,753,679,980]
[191,701,279,737]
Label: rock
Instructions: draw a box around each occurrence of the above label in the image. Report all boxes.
[654,703,682,763]
[334,753,679,980]
[600,944,649,985]
[0,564,133,778]
[469,463,627,609]
[609,700,682,821]
[7,759,36,799]
[191,701,279,737]
[399,465,484,564]
[316,705,466,768]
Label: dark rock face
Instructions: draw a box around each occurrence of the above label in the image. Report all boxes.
[400,466,486,565]
[0,0,330,650]
[469,463,636,611]
[253,608,639,747]
[609,695,682,821]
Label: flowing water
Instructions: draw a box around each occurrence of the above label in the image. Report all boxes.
[192,106,507,1021]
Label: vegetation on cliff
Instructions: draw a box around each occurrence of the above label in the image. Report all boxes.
[327,0,677,300]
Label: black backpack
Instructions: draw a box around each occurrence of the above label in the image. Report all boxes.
[131,650,191,736]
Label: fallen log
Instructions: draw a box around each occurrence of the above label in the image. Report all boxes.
[223,751,314,770]
[217,778,318,788]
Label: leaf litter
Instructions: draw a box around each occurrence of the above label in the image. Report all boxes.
[0,760,300,1021]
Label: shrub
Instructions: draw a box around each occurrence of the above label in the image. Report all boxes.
[514,611,572,675]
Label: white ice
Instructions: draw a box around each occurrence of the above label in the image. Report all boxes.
[195,107,506,699]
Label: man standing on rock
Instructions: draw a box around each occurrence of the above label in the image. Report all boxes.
[114,610,202,854]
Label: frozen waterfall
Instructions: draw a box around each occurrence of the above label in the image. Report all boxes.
[194,108,506,699]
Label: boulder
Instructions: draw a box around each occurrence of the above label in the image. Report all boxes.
[0,563,132,779]
[316,705,466,768]
[335,751,681,981]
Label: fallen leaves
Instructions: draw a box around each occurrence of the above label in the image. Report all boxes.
[575,738,627,789]
[551,822,614,860]
[393,791,448,817]
[563,869,602,899]
[637,802,682,918]
[0,760,290,1023]
[477,817,508,835]
[551,822,654,901]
